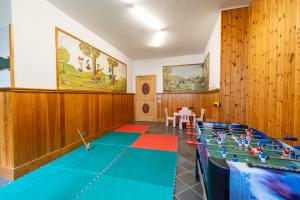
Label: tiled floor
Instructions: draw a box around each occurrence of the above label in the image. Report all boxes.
[0,122,207,200]
[144,122,207,200]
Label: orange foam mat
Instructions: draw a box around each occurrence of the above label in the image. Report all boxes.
[132,134,179,152]
[115,124,150,134]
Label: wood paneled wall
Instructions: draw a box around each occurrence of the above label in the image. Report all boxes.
[220,1,300,145]
[0,91,14,179]
[247,0,300,145]
[296,0,300,146]
[0,89,134,180]
[220,7,249,124]
[157,91,219,122]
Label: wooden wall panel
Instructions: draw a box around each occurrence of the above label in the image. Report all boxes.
[247,0,300,145]
[295,0,300,146]
[157,91,219,122]
[0,92,14,170]
[220,7,249,124]
[0,89,134,179]
[220,2,300,145]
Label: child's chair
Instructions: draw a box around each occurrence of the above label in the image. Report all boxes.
[165,108,174,126]
[196,108,206,122]
[179,109,192,130]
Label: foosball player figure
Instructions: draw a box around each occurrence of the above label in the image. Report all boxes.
[246,134,251,141]
[290,150,296,159]
[217,136,222,145]
[249,147,255,156]
[281,148,290,158]
[257,140,264,147]
[220,146,227,159]
[213,132,218,139]
[232,154,238,162]
[228,126,233,132]
[238,138,243,147]
[244,139,249,148]
[206,136,210,143]
[220,132,226,140]
[256,146,263,152]
[240,134,245,140]
[259,151,267,164]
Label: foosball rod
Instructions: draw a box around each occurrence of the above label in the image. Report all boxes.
[207,143,282,153]
[272,137,298,141]
[200,126,248,131]
[199,127,247,133]
[202,127,298,142]
[209,150,299,162]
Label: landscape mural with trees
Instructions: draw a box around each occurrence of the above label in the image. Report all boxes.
[163,64,209,93]
[56,28,127,92]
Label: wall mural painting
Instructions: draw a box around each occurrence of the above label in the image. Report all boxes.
[56,28,127,92]
[203,53,210,90]
[163,62,209,93]
[0,25,11,87]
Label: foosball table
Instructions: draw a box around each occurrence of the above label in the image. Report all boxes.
[194,122,300,200]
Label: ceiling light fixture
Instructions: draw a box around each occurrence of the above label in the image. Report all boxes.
[129,4,164,31]
[150,30,167,48]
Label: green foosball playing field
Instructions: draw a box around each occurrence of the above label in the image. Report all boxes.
[200,128,300,169]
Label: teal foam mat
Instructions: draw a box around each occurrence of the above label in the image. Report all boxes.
[0,166,95,200]
[104,148,177,187]
[92,132,141,146]
[80,175,174,200]
[48,144,125,173]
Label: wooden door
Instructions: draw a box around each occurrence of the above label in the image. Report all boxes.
[135,75,157,121]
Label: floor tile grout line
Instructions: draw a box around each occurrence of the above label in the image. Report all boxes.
[176,169,194,177]
[177,176,200,189]
[177,176,191,188]
[175,176,201,198]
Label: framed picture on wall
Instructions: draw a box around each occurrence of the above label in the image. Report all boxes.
[163,62,209,93]
[0,25,12,87]
[203,53,210,89]
[55,28,127,92]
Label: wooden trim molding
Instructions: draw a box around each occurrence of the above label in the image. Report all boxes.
[157,89,220,95]
[0,87,134,95]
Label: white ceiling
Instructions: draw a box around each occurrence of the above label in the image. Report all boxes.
[47,0,250,59]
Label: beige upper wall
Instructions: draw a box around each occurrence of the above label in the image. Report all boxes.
[10,0,133,91]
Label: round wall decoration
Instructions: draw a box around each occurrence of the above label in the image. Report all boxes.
[142,103,150,113]
[142,83,150,95]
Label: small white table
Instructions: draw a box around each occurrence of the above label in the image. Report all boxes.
[173,112,196,128]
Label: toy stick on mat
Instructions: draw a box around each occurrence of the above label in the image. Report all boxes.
[77,128,91,151]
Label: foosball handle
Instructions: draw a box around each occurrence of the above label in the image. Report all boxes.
[185,132,196,136]
[283,137,298,141]
[186,140,200,145]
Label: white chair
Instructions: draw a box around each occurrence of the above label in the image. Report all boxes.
[179,109,192,130]
[165,108,174,126]
[196,108,206,122]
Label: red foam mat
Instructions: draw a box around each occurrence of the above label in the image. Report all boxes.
[132,134,179,152]
[115,124,150,134]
